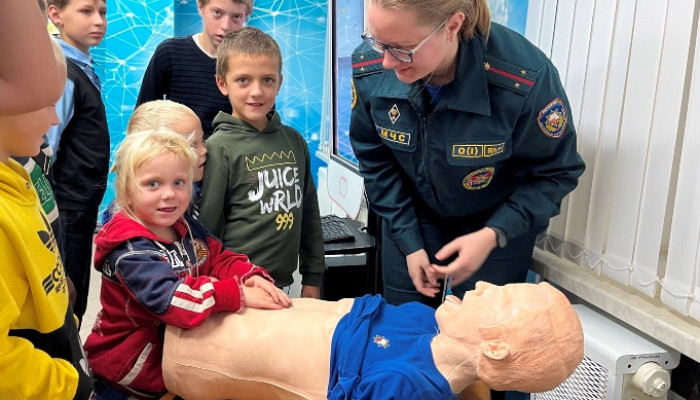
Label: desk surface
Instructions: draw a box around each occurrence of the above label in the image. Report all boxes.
[323,218,375,255]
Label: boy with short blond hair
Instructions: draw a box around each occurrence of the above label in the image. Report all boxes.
[0,40,94,400]
[199,27,325,298]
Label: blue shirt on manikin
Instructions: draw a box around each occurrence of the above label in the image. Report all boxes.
[328,295,457,400]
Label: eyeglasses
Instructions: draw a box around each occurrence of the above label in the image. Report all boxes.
[361,19,448,63]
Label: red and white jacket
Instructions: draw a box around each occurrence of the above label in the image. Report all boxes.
[83,212,272,398]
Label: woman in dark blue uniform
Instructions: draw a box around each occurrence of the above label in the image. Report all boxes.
[349,0,585,308]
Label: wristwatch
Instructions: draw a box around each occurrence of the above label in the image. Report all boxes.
[488,226,507,248]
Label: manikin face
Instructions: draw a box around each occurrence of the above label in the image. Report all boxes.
[366,3,450,84]
[128,152,192,239]
[216,53,282,131]
[435,282,551,337]
[198,0,248,55]
[49,0,107,54]
[177,116,207,182]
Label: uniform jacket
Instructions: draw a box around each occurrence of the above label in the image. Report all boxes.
[350,23,585,255]
[0,160,93,400]
[199,111,324,288]
[84,212,271,398]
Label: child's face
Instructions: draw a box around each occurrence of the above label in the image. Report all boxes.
[0,105,59,162]
[49,0,107,54]
[128,152,192,239]
[178,116,208,182]
[216,53,282,131]
[198,0,247,54]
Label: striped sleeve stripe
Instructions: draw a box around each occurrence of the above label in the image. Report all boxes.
[175,282,214,299]
[171,295,216,313]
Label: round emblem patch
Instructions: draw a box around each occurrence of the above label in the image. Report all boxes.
[351,79,358,110]
[463,167,494,190]
[537,98,568,138]
[192,238,209,267]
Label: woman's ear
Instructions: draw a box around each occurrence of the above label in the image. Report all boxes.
[447,11,466,39]
[480,340,510,360]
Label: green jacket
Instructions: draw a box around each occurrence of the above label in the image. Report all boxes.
[199,111,324,287]
[350,23,585,255]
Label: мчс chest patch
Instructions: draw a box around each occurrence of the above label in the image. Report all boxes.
[537,98,568,138]
[377,126,411,146]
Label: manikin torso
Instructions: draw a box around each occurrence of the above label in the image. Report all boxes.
[163,298,355,400]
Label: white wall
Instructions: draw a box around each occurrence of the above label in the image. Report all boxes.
[526,0,700,362]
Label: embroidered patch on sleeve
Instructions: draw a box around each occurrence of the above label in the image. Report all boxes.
[537,98,568,138]
[351,79,358,110]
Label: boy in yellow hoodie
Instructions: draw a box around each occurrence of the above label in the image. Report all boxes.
[0,38,94,400]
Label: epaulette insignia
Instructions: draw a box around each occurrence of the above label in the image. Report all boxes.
[353,51,384,77]
[483,56,539,96]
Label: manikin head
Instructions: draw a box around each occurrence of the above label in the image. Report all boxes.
[436,281,584,392]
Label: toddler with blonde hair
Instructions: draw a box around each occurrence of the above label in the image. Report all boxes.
[84,128,290,399]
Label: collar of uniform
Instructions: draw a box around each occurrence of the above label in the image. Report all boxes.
[437,37,490,115]
[371,37,491,116]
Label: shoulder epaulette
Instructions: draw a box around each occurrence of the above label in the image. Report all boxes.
[483,56,539,96]
[352,49,384,78]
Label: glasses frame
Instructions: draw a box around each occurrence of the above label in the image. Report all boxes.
[361,18,448,63]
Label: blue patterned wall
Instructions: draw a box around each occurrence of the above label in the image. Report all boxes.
[94,0,328,212]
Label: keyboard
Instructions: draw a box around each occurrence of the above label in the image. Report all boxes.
[321,214,356,242]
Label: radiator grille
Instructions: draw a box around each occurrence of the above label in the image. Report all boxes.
[533,355,609,400]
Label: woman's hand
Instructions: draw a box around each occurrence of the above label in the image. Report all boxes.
[242,275,292,309]
[406,249,442,297]
[431,227,498,286]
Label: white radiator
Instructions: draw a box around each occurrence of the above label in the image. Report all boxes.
[533,304,681,400]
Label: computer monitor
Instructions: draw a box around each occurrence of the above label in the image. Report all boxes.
[326,0,367,218]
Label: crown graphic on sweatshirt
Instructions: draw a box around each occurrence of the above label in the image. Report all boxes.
[246,151,297,171]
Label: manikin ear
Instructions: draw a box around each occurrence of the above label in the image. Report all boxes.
[216,75,228,96]
[480,340,511,360]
